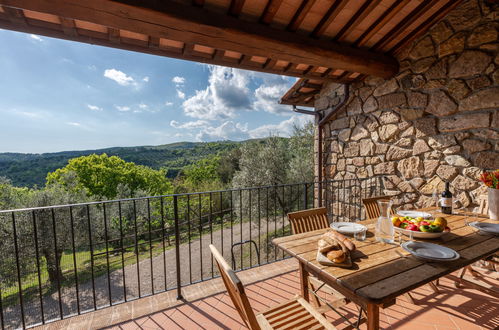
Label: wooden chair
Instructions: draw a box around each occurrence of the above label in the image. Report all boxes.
[452,195,498,292]
[287,208,357,324]
[209,244,336,330]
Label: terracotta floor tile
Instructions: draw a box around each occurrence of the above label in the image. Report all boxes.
[42,260,496,330]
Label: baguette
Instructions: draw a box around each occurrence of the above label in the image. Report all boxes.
[318,239,335,253]
[324,230,356,251]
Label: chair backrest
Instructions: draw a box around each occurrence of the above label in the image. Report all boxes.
[362,196,393,219]
[287,207,330,234]
[209,244,260,330]
[477,195,489,215]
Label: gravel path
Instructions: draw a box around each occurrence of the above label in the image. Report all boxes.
[4,216,288,329]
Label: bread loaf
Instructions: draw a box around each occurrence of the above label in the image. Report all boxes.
[323,230,356,251]
[326,250,346,263]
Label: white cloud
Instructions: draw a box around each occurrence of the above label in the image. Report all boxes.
[139,103,148,109]
[170,120,208,129]
[67,122,81,127]
[104,69,136,86]
[172,76,185,85]
[176,89,186,99]
[249,115,312,138]
[143,76,150,82]
[253,83,292,115]
[14,110,43,119]
[29,34,43,42]
[115,105,131,112]
[88,65,97,71]
[87,104,102,111]
[196,121,249,141]
[165,101,174,106]
[182,66,252,120]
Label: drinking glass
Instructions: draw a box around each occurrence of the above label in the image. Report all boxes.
[354,228,367,241]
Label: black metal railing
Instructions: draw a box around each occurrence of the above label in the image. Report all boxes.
[0,178,382,329]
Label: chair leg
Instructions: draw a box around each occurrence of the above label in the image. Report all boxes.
[308,279,322,307]
[404,292,416,305]
[429,281,439,294]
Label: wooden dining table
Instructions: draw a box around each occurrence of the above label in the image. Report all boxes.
[272,209,499,330]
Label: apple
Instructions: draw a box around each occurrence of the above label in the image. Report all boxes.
[406,224,419,231]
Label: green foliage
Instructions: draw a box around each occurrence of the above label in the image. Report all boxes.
[46,154,173,199]
[0,141,240,188]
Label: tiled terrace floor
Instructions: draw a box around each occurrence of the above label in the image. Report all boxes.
[38,259,498,330]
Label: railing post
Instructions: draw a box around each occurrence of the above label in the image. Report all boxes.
[303,183,308,209]
[174,195,183,300]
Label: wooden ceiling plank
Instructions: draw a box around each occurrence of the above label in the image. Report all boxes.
[0,17,352,82]
[60,17,78,37]
[228,0,245,17]
[334,0,383,43]
[391,0,463,54]
[260,0,284,25]
[311,0,349,38]
[287,0,317,32]
[372,0,439,51]
[0,0,399,78]
[263,58,277,69]
[352,0,408,48]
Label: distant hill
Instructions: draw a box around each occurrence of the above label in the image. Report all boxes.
[0,141,241,187]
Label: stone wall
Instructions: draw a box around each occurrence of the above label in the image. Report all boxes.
[316,0,499,209]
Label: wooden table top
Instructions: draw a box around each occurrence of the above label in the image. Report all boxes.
[273,211,499,305]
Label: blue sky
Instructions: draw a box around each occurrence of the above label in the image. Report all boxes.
[0,29,311,153]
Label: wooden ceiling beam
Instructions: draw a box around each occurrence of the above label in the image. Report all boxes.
[60,17,78,37]
[108,27,120,43]
[0,0,399,78]
[287,0,317,32]
[390,0,462,54]
[372,0,439,51]
[192,0,204,7]
[228,0,245,17]
[334,0,383,42]
[260,0,284,25]
[311,0,349,38]
[0,17,357,83]
[2,6,27,25]
[352,0,408,48]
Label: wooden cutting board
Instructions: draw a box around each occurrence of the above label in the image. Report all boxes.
[317,250,353,268]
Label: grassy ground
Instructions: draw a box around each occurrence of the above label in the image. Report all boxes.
[1,215,243,307]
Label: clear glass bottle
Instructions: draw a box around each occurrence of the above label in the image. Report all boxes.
[375,200,394,244]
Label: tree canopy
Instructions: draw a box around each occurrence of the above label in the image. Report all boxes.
[46,154,173,199]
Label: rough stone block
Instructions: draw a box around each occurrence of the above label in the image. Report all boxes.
[425,90,457,116]
[377,93,406,109]
[329,117,350,130]
[414,117,437,137]
[387,146,413,161]
[378,124,399,142]
[424,160,440,177]
[458,87,499,111]
[449,51,491,78]
[474,151,499,169]
[438,32,465,58]
[445,155,471,167]
[462,139,491,154]
[436,165,459,181]
[413,139,431,155]
[397,156,423,179]
[373,79,399,97]
[419,175,445,195]
[452,175,479,190]
[439,112,490,132]
[374,162,396,175]
[468,24,498,47]
[409,36,435,60]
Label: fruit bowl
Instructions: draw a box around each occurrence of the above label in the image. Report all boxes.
[394,227,447,239]
[391,215,449,239]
